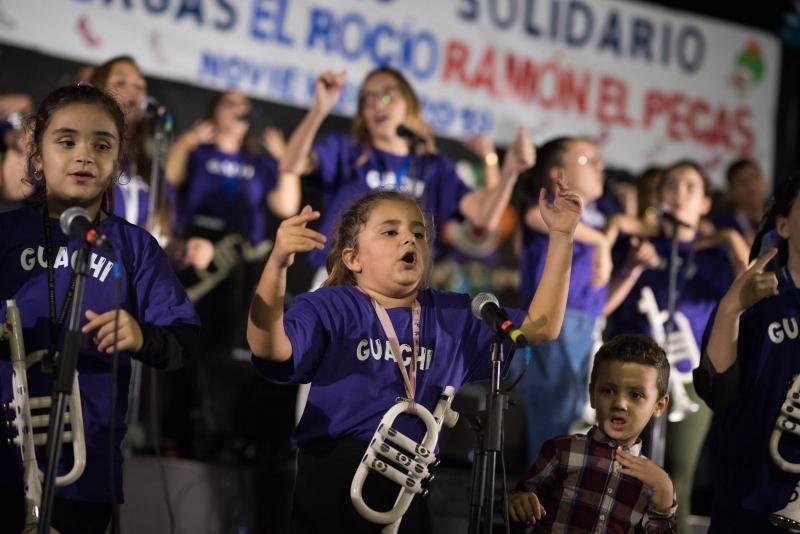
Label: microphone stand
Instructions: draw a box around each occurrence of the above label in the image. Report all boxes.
[38,244,91,534]
[128,107,172,451]
[468,336,506,534]
[647,223,682,466]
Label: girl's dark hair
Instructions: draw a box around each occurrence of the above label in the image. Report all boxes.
[203,90,262,157]
[25,84,126,211]
[512,136,575,216]
[591,334,670,398]
[750,173,800,265]
[725,157,760,185]
[323,191,431,287]
[660,159,712,198]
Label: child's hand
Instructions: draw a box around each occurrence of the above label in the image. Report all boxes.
[270,205,326,268]
[82,309,144,354]
[539,174,582,237]
[313,70,347,115]
[720,248,779,314]
[509,491,546,524]
[621,237,661,278]
[181,120,215,149]
[616,447,674,511]
[501,127,536,179]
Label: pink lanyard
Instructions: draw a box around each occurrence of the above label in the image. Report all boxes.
[371,298,421,410]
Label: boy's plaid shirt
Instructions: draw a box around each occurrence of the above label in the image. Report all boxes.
[515,426,677,533]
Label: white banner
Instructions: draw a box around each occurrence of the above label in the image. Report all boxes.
[0,0,780,184]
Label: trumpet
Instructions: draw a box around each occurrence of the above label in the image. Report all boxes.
[2,300,86,533]
[351,386,459,534]
[637,286,700,423]
[769,373,800,531]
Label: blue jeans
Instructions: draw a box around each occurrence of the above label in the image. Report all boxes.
[511,308,597,464]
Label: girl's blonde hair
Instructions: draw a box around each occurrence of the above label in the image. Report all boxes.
[322,191,433,287]
[351,67,432,155]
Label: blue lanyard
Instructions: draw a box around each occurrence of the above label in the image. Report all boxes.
[373,150,411,191]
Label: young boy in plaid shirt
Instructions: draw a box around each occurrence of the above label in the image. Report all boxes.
[509,334,677,532]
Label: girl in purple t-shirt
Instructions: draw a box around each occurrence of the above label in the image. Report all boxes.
[0,85,198,534]
[248,186,581,533]
[280,66,532,279]
[698,174,800,532]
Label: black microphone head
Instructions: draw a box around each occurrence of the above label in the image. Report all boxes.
[59,206,91,237]
[471,292,499,321]
[139,96,166,117]
[396,124,424,144]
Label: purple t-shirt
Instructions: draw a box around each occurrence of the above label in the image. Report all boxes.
[520,224,607,318]
[251,285,526,448]
[0,204,199,502]
[177,144,278,243]
[702,276,800,518]
[306,132,471,269]
[610,233,734,346]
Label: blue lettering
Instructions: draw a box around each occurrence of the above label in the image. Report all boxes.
[489,0,516,30]
[250,0,293,46]
[630,18,654,60]
[339,12,367,61]
[565,0,593,48]
[176,0,203,25]
[660,22,672,66]
[597,10,621,56]
[422,97,456,131]
[143,0,169,14]
[214,0,236,31]
[406,31,438,80]
[523,0,542,37]
[676,25,704,74]
[456,0,479,21]
[367,23,395,65]
[306,7,335,52]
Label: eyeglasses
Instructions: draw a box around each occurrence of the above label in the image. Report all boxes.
[360,86,402,107]
[576,154,604,170]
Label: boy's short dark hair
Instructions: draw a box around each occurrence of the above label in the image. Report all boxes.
[590,335,670,397]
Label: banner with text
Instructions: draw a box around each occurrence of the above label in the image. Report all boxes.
[0,0,781,183]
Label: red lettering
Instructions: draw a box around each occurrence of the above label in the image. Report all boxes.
[559,70,591,115]
[471,47,499,95]
[596,76,633,127]
[687,99,712,143]
[443,40,470,84]
[733,107,754,153]
[666,93,687,142]
[505,55,536,101]
[643,90,670,128]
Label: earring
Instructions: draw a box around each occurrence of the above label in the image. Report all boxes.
[32,169,43,181]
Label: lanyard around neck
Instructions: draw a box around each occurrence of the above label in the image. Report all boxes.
[370,297,421,409]
[373,150,411,191]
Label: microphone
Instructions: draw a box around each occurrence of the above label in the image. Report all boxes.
[656,204,693,228]
[396,124,427,146]
[471,292,528,349]
[59,207,114,253]
[138,96,168,118]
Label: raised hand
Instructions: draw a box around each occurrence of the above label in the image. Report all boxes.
[313,70,347,116]
[82,309,144,354]
[539,174,583,236]
[508,491,546,524]
[501,127,536,179]
[270,205,327,269]
[722,248,779,313]
[616,447,674,511]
